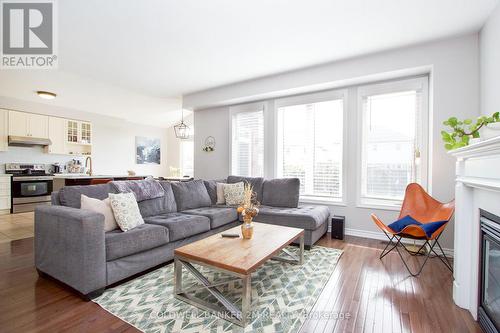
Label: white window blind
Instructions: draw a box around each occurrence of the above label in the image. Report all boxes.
[231,107,264,177]
[359,78,427,206]
[180,140,194,177]
[277,97,344,201]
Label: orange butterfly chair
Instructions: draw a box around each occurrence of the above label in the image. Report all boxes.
[371,183,455,277]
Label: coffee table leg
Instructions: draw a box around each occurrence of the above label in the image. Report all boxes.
[241,274,251,326]
[174,258,182,294]
[299,235,304,265]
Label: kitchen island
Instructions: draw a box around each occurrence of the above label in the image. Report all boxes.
[53,174,150,190]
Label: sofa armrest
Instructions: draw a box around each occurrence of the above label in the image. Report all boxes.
[34,205,106,296]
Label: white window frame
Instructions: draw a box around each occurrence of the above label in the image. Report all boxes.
[274,89,348,205]
[229,101,267,177]
[356,76,429,210]
[179,138,194,177]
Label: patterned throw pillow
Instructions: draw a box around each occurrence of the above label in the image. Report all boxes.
[108,192,144,232]
[223,182,245,206]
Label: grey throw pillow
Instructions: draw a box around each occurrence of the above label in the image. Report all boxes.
[171,179,212,211]
[262,178,300,208]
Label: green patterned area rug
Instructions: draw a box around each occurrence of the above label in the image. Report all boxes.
[94,246,342,333]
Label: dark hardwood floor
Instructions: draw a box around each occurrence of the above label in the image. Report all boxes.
[0,234,480,333]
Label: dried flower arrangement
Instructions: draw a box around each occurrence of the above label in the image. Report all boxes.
[237,182,260,223]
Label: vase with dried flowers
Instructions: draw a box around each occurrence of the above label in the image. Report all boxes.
[237,182,259,239]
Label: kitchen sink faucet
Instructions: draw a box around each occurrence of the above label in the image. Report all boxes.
[85,156,92,176]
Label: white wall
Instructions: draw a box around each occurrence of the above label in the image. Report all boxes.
[188,34,481,250]
[480,3,500,116]
[0,96,169,176]
[194,107,230,179]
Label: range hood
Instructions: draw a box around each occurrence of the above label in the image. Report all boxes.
[8,135,52,147]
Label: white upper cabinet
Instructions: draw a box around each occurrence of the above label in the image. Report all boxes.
[46,117,66,154]
[0,109,8,151]
[66,119,92,145]
[29,113,49,138]
[67,120,78,143]
[8,110,49,138]
[8,111,29,137]
[6,110,91,155]
[80,122,92,144]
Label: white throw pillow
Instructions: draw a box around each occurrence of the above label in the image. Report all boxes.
[223,182,245,206]
[216,182,226,205]
[80,194,118,232]
[108,192,144,232]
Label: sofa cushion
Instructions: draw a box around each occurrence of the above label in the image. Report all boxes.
[227,176,264,203]
[105,224,169,261]
[59,184,114,208]
[138,182,177,217]
[182,207,238,229]
[262,178,300,208]
[144,213,210,242]
[252,205,330,230]
[171,180,212,211]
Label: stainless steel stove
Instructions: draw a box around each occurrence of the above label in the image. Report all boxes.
[6,163,54,213]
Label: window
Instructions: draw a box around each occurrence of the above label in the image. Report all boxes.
[358,77,428,207]
[180,139,194,177]
[230,103,264,177]
[276,91,345,202]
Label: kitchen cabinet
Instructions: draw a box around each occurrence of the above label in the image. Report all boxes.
[80,122,92,144]
[29,113,49,138]
[5,109,91,156]
[66,120,92,145]
[0,176,11,214]
[46,117,67,154]
[0,109,8,151]
[67,120,78,143]
[8,110,49,138]
[64,119,92,156]
[8,111,28,137]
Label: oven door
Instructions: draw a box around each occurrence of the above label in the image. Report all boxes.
[12,178,53,199]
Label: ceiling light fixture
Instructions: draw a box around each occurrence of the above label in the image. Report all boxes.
[174,106,191,140]
[37,91,57,100]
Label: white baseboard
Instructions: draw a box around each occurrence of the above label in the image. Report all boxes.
[332,227,455,258]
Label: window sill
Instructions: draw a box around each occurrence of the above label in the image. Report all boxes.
[356,202,401,212]
[299,197,346,206]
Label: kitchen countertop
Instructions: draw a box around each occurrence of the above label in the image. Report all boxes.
[53,174,152,179]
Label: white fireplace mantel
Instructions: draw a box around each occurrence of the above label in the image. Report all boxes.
[449,135,500,319]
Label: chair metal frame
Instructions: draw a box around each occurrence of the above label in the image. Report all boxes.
[379,231,453,277]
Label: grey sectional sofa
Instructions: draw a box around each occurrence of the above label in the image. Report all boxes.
[35,176,330,298]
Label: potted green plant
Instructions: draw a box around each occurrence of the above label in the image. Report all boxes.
[441,112,500,150]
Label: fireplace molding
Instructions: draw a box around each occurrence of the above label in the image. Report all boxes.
[449,135,500,320]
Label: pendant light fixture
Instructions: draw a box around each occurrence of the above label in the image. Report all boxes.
[174,106,190,140]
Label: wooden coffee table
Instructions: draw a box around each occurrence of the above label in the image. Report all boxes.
[173,222,305,326]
